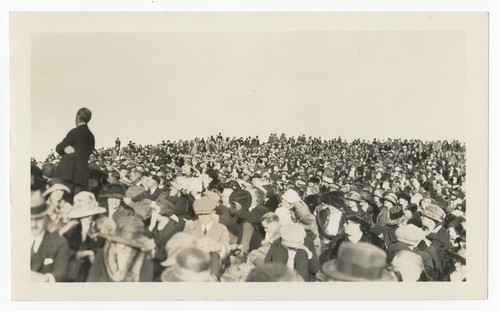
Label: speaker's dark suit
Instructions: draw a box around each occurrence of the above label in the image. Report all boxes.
[55,124,95,187]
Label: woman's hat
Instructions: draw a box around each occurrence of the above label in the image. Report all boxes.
[99,184,126,199]
[381,192,398,205]
[322,242,395,282]
[344,191,362,203]
[160,247,214,282]
[43,178,70,197]
[102,215,154,251]
[68,191,106,219]
[31,190,48,219]
[160,232,199,267]
[229,189,252,210]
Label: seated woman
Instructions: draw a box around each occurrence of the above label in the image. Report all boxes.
[61,191,107,282]
[320,213,386,264]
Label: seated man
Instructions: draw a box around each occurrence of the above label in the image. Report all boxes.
[183,191,230,279]
[31,190,70,282]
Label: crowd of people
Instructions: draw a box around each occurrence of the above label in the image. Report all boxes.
[30,110,467,283]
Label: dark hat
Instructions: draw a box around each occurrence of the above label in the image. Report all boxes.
[322,242,395,281]
[344,213,370,232]
[102,215,154,251]
[381,192,398,205]
[100,184,126,199]
[397,191,411,202]
[229,189,252,210]
[358,190,375,205]
[41,162,56,178]
[31,190,48,219]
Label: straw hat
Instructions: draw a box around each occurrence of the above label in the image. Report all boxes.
[68,191,106,219]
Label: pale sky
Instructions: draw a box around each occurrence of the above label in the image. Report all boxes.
[31,31,465,160]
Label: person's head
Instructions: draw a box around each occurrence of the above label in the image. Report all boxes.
[229,189,252,213]
[279,189,300,209]
[344,191,362,209]
[249,187,266,206]
[397,191,411,207]
[75,107,92,125]
[261,212,280,235]
[322,242,395,282]
[43,178,71,203]
[381,192,398,209]
[31,190,48,236]
[343,214,370,237]
[129,170,143,184]
[193,191,220,225]
[421,204,445,231]
[391,250,424,282]
[280,223,306,250]
[107,171,120,184]
[100,184,126,209]
[69,191,107,222]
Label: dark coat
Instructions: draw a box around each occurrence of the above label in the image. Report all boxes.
[264,238,320,282]
[31,231,70,282]
[55,124,95,187]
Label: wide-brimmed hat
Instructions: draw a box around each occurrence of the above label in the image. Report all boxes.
[381,192,398,205]
[163,247,212,281]
[31,190,48,219]
[160,232,199,267]
[322,242,395,282]
[43,177,70,197]
[193,191,220,215]
[99,184,126,199]
[68,191,106,219]
[42,182,70,198]
[102,215,154,251]
[422,204,446,223]
[395,224,426,246]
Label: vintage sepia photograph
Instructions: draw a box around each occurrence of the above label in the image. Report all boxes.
[9,11,489,300]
